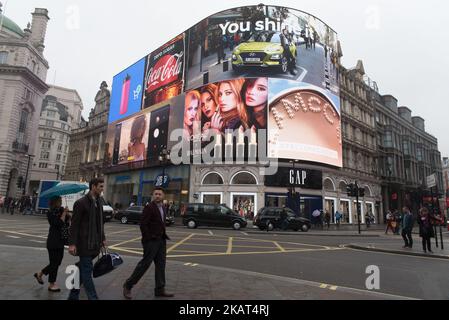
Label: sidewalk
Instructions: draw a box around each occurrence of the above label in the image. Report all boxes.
[0,244,410,300]
[347,237,449,260]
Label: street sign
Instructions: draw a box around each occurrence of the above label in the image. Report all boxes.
[154,174,170,188]
[427,174,437,188]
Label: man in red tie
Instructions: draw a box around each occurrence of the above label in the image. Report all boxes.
[123,187,174,299]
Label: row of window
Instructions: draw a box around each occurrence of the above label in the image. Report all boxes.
[342,99,375,127]
[44,120,70,130]
[1,52,40,75]
[342,123,375,149]
[381,130,439,166]
[38,163,64,172]
[41,141,69,152]
[378,154,442,185]
[40,150,66,162]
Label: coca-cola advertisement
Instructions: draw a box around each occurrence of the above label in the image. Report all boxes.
[143,33,186,109]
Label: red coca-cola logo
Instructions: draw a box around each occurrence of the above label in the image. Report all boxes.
[146,52,183,93]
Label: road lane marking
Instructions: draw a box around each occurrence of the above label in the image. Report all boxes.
[167,248,341,258]
[6,235,20,239]
[241,232,249,236]
[274,241,286,252]
[320,284,328,289]
[330,286,338,291]
[29,240,45,244]
[191,263,199,267]
[0,229,47,239]
[297,67,308,82]
[107,228,136,235]
[226,237,233,254]
[109,236,141,248]
[167,234,195,253]
[208,230,214,236]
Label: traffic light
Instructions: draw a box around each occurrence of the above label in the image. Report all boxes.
[359,188,365,198]
[346,183,365,197]
[346,183,356,197]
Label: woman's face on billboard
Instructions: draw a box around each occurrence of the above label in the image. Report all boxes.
[218,82,238,113]
[201,92,217,119]
[184,99,199,127]
[245,78,268,108]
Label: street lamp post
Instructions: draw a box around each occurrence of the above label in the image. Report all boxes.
[23,155,34,196]
[158,149,171,187]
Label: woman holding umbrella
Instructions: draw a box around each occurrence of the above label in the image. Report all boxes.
[34,196,71,292]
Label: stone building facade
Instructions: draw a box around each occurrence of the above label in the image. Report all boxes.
[65,81,110,182]
[0,7,50,197]
[28,85,83,191]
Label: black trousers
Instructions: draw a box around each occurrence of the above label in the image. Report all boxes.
[402,229,413,247]
[422,236,432,251]
[42,248,64,283]
[124,239,167,292]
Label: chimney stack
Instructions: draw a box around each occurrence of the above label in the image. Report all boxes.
[30,8,50,53]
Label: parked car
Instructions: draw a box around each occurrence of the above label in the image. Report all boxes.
[115,205,175,226]
[254,207,311,232]
[232,31,297,73]
[100,197,114,222]
[182,203,247,230]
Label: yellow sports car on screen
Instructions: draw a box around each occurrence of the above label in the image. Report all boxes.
[232,31,297,73]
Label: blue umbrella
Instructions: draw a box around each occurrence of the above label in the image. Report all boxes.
[40,183,89,199]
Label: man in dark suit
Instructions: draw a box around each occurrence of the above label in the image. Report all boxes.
[123,187,174,299]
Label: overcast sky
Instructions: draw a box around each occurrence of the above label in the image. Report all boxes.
[5,0,449,157]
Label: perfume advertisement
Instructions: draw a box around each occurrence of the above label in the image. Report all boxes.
[267,79,342,167]
[108,57,146,123]
[184,77,268,159]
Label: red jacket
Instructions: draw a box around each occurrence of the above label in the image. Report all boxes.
[140,202,170,243]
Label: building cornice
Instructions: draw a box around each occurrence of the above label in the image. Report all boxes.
[0,40,50,68]
[0,65,49,92]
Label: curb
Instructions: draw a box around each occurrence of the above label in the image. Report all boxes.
[346,244,449,260]
[245,231,381,238]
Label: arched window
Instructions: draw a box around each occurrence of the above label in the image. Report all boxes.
[364,186,372,197]
[231,171,257,185]
[18,109,29,144]
[201,172,224,185]
[0,51,8,64]
[324,178,335,191]
[339,181,348,193]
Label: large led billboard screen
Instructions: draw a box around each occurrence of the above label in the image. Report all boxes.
[105,5,342,169]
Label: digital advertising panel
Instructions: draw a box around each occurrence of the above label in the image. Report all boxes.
[108,57,146,123]
[105,5,342,170]
[110,110,151,166]
[185,5,339,97]
[142,33,186,109]
[267,79,342,167]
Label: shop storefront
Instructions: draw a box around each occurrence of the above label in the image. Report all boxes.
[105,165,190,211]
[264,166,324,219]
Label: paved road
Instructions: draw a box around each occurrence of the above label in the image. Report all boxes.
[1,214,448,299]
